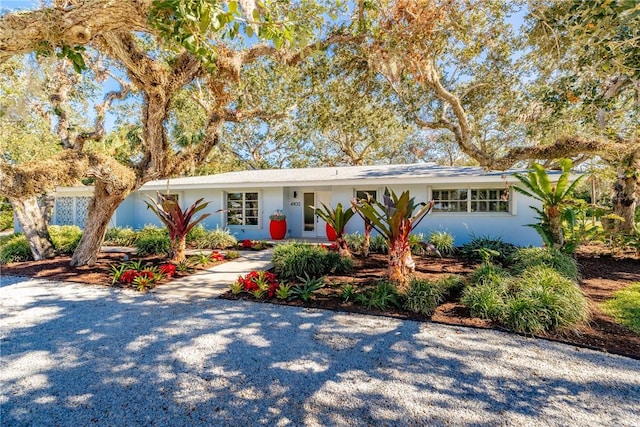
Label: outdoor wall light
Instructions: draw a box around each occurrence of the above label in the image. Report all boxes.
[293,191,298,199]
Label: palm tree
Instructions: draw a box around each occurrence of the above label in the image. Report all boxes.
[513,159,584,250]
[353,188,434,292]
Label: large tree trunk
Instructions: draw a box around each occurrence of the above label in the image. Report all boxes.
[70,182,129,266]
[9,196,55,260]
[612,173,638,232]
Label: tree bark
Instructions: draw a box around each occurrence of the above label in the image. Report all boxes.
[70,182,130,266]
[9,196,55,260]
[388,238,415,293]
[169,237,187,264]
[547,206,564,249]
[612,173,638,233]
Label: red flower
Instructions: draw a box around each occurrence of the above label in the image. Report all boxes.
[210,251,225,262]
[159,263,176,277]
[120,270,139,283]
[241,239,253,249]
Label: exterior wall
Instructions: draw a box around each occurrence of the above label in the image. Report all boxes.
[49,178,543,247]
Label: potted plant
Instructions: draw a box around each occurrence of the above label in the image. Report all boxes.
[269,210,287,240]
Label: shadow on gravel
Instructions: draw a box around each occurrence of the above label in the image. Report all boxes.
[1,278,639,426]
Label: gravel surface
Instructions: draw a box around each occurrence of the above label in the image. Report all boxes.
[2,275,640,427]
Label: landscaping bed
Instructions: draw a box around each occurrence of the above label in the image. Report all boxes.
[2,245,639,359]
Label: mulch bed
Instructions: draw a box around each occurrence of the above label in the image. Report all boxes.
[3,247,639,359]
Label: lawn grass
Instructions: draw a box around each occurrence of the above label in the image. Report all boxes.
[602,282,640,335]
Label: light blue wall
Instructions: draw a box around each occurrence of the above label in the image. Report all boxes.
[66,181,543,247]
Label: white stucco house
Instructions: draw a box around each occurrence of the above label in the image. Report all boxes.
[49,163,556,246]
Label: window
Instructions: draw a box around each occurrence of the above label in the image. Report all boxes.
[355,190,377,201]
[432,189,467,212]
[226,192,259,226]
[432,188,510,213]
[471,189,510,212]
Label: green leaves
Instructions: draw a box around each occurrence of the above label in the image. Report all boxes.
[312,202,356,237]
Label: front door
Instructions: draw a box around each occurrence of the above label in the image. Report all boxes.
[302,191,331,238]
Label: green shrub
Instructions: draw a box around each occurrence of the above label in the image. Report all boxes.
[195,227,238,249]
[0,234,33,263]
[355,280,402,310]
[602,283,640,335]
[503,266,590,334]
[409,233,426,255]
[369,235,388,254]
[48,225,82,255]
[104,227,138,246]
[0,210,13,231]
[272,243,352,280]
[0,232,21,246]
[135,225,170,256]
[509,247,579,280]
[459,235,518,264]
[344,232,365,253]
[403,278,447,315]
[437,274,466,294]
[186,224,208,244]
[290,274,325,302]
[469,262,510,286]
[462,265,590,334]
[461,282,507,320]
[429,231,455,256]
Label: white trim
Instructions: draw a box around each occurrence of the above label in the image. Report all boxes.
[428,185,512,214]
[224,190,262,229]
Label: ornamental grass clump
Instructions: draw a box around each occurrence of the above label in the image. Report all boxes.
[509,247,579,281]
[461,264,590,334]
[403,278,448,316]
[272,242,352,281]
[428,231,456,256]
[198,227,237,249]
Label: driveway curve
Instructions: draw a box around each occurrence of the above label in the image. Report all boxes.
[1,276,639,426]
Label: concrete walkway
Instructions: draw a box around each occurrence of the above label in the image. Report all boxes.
[151,248,275,299]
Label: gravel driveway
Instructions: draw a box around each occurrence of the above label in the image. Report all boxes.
[2,275,639,426]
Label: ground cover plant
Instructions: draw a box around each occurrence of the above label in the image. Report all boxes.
[602,283,640,335]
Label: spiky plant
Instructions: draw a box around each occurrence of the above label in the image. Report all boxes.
[145,193,211,263]
[353,188,434,292]
[312,202,356,258]
[513,159,584,250]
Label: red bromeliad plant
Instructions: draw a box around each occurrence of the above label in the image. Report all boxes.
[145,193,211,263]
[210,251,225,262]
[159,263,177,277]
[353,188,435,293]
[235,270,280,298]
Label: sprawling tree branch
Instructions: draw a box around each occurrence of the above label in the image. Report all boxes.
[0,0,150,63]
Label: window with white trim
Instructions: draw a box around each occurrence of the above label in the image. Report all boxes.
[432,188,510,213]
[226,192,259,226]
[355,190,378,201]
